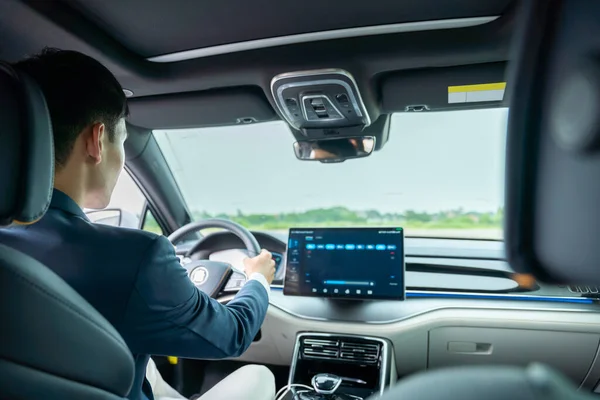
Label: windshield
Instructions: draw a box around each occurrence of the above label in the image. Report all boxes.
[154,108,507,240]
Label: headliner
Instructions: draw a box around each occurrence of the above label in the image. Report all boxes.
[0,0,516,128]
[65,0,510,58]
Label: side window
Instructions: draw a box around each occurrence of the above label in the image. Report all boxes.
[85,170,165,236]
[142,208,164,235]
[84,171,152,231]
[106,171,146,220]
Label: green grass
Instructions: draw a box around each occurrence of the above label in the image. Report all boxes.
[144,207,504,240]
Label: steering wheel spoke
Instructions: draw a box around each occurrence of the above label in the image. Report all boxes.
[224,270,248,291]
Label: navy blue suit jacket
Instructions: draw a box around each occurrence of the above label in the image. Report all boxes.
[0,189,269,400]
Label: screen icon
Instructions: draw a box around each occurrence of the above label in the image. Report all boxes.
[367,290,373,295]
[387,245,397,250]
[366,245,374,250]
[306,243,316,250]
[317,244,325,249]
[334,289,339,293]
[288,239,299,248]
[376,244,386,250]
[323,288,328,293]
[336,244,344,250]
[345,289,350,294]
[326,244,335,250]
[312,288,317,293]
[345,244,356,250]
[357,245,365,250]
[356,289,361,294]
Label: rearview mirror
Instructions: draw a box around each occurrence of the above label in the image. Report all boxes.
[293,136,375,162]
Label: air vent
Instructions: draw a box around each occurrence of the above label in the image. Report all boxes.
[568,285,600,295]
[302,338,339,360]
[301,337,381,364]
[340,341,380,363]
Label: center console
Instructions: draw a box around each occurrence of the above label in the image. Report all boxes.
[286,332,396,400]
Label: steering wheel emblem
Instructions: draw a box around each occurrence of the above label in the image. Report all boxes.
[190,266,209,285]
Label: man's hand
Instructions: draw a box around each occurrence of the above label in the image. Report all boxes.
[243,249,276,284]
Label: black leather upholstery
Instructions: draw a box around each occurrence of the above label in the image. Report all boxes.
[0,244,135,399]
[371,364,594,400]
[0,63,134,399]
[0,63,54,226]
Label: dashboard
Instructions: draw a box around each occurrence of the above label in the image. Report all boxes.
[177,230,600,392]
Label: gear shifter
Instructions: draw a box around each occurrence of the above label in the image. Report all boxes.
[312,373,343,395]
[294,373,362,400]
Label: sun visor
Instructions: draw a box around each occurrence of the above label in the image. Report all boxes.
[381,62,508,113]
[505,0,600,284]
[126,87,277,129]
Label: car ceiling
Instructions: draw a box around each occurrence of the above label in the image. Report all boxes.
[65,0,511,57]
[0,0,516,129]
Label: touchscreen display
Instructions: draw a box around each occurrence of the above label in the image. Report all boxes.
[283,227,405,300]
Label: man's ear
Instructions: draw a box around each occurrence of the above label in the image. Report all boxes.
[86,123,105,165]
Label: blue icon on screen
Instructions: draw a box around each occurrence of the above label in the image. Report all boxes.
[366,245,374,250]
[306,244,316,250]
[387,245,397,250]
[288,239,298,248]
[357,245,365,250]
[326,244,335,250]
[376,244,386,250]
[306,236,314,241]
[317,244,325,249]
[345,244,356,250]
[336,244,344,250]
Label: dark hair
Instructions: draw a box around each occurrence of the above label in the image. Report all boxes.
[14,48,129,168]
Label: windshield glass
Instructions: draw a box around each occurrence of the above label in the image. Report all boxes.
[154,108,507,240]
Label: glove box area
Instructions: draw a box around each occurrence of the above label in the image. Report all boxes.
[428,327,600,385]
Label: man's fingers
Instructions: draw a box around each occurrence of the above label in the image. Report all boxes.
[259,249,272,259]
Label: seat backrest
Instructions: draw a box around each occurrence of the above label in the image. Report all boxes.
[0,62,134,399]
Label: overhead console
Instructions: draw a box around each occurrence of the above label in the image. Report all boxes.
[271,69,389,164]
[271,69,371,139]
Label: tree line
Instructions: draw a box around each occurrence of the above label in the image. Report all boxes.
[190,206,504,230]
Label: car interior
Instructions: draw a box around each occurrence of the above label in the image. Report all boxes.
[2,0,600,399]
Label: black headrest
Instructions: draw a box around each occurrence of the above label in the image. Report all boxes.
[0,63,54,226]
[504,0,600,284]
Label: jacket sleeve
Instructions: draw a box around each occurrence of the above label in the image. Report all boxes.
[120,234,269,359]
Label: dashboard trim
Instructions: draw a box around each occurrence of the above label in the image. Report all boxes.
[224,285,592,303]
[217,290,597,324]
[267,300,597,325]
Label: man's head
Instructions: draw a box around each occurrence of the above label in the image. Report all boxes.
[15,48,129,209]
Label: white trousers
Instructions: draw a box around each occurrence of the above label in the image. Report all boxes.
[146,357,276,400]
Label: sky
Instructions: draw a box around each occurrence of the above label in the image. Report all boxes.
[152,108,508,215]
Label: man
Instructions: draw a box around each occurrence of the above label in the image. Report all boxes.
[0,48,276,400]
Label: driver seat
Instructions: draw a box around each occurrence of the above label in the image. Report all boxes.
[0,63,134,398]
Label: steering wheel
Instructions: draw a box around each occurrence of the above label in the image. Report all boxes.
[168,219,261,298]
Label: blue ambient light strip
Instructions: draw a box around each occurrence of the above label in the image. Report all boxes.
[271,286,593,304]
